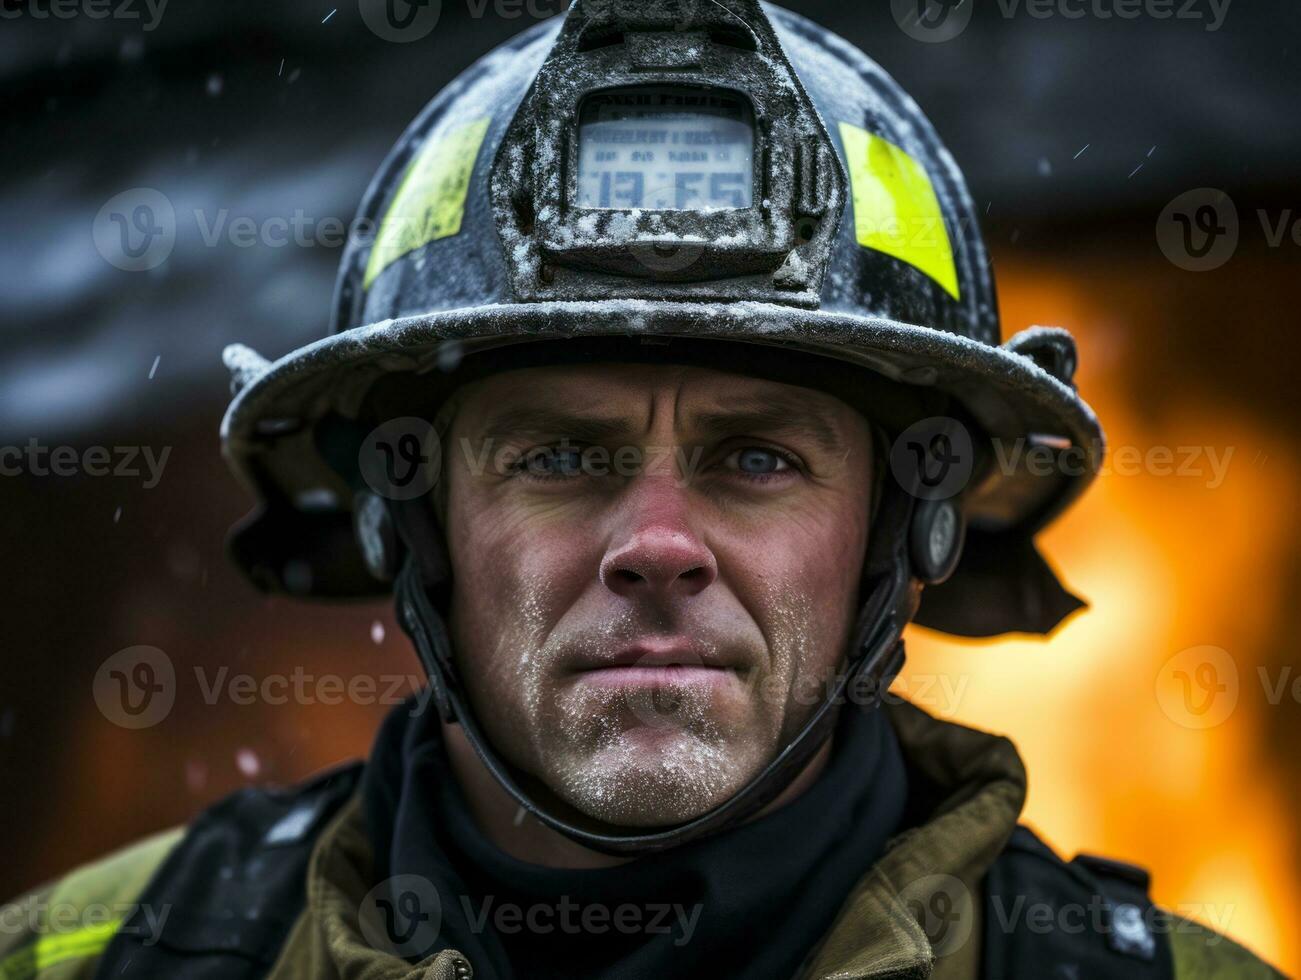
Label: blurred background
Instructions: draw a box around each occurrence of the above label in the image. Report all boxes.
[1,0,1297,972]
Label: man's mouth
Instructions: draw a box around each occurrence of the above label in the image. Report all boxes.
[574,664,737,692]
[568,640,741,691]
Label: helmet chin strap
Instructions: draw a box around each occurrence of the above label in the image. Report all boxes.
[389,481,924,857]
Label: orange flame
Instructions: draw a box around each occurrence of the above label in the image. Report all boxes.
[902,255,1299,973]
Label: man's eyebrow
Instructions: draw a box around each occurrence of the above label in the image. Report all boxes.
[691,395,846,454]
[472,396,848,452]
[474,407,636,444]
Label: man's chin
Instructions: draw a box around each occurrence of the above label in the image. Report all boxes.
[545,727,759,828]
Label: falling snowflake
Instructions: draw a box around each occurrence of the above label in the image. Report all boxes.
[186,759,208,793]
[236,748,261,778]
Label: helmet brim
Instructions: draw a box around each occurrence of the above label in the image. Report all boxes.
[226,300,1101,522]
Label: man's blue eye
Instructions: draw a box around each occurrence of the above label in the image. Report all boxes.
[525,447,584,476]
[735,448,787,474]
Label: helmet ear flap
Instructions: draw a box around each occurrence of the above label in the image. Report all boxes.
[909,497,967,586]
[353,491,403,583]
[354,490,452,588]
[871,419,968,587]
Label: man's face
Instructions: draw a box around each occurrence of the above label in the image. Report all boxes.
[443,362,874,827]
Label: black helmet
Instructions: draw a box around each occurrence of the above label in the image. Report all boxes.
[222,0,1103,853]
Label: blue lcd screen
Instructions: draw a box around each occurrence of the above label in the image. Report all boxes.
[577,87,755,211]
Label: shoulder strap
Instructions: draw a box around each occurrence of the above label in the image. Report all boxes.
[982,826,1174,980]
[93,762,364,980]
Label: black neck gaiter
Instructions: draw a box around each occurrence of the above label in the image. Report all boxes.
[362,696,907,980]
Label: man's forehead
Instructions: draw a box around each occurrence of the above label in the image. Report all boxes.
[457,364,853,439]
[462,362,844,418]
[447,363,866,460]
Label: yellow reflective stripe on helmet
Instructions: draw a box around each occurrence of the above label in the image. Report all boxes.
[364,116,493,289]
[838,121,960,301]
[0,919,121,980]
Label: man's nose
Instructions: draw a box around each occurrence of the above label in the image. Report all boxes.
[599,479,718,601]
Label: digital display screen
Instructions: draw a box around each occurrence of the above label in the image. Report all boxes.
[576,87,755,211]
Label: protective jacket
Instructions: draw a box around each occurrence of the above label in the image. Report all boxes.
[0,701,1283,980]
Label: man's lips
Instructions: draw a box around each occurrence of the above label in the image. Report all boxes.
[574,664,734,692]
[571,639,735,671]
[567,639,742,689]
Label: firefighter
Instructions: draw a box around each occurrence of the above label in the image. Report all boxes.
[1,1,1284,977]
